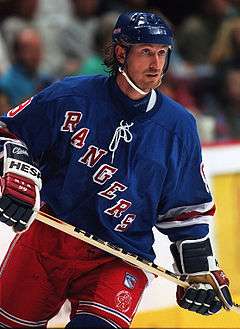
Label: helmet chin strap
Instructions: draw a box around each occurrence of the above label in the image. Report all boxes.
[118,67,157,112]
[119,67,163,96]
[119,67,149,95]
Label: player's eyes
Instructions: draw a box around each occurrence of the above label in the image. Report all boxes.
[141,48,151,55]
[158,49,168,56]
[140,48,168,56]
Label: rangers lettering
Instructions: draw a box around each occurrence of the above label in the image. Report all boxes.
[98,182,127,200]
[93,164,118,185]
[104,199,132,218]
[98,181,127,200]
[78,146,136,226]
[61,111,82,132]
[114,214,136,232]
[69,134,136,227]
[71,128,89,148]
[79,145,108,168]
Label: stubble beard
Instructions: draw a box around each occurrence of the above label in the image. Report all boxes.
[140,75,162,92]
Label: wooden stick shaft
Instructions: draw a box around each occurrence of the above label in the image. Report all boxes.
[36,211,188,288]
[35,211,240,314]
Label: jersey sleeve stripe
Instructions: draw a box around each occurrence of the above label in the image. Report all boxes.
[157,200,215,222]
[156,215,212,229]
[159,205,215,223]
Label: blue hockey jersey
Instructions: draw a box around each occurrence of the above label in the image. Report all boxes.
[0,75,215,261]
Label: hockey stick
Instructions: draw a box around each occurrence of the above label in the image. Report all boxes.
[35,210,240,313]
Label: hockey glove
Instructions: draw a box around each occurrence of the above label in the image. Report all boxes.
[170,236,233,315]
[0,141,42,232]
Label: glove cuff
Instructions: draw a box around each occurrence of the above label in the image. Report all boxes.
[170,236,218,275]
[210,271,233,309]
[3,141,42,190]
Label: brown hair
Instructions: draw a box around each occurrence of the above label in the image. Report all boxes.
[103,41,118,76]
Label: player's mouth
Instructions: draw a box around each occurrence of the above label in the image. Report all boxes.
[145,72,160,78]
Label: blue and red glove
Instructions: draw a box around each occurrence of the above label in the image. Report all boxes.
[0,141,41,231]
[170,236,233,315]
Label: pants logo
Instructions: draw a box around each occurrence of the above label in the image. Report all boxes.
[115,290,132,313]
[124,272,137,289]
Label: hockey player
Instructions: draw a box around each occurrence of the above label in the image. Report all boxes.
[0,11,233,328]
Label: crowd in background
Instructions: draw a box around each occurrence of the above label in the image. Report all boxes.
[0,0,240,143]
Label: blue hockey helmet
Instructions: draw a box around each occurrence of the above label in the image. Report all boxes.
[112,11,173,74]
[112,11,173,47]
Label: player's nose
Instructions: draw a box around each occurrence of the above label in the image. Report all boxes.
[149,53,162,70]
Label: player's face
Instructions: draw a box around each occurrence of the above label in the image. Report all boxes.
[125,44,168,92]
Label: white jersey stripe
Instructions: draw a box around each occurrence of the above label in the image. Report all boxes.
[77,300,131,325]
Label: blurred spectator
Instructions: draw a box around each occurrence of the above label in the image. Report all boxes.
[223,69,240,139]
[196,66,240,141]
[175,0,239,79]
[1,0,39,50]
[0,28,52,107]
[34,0,71,75]
[78,11,119,76]
[0,89,11,116]
[58,0,101,76]
[36,0,71,19]
[209,17,240,73]
[163,0,240,143]
[0,0,70,76]
[194,16,240,141]
[213,68,240,140]
[0,32,9,75]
